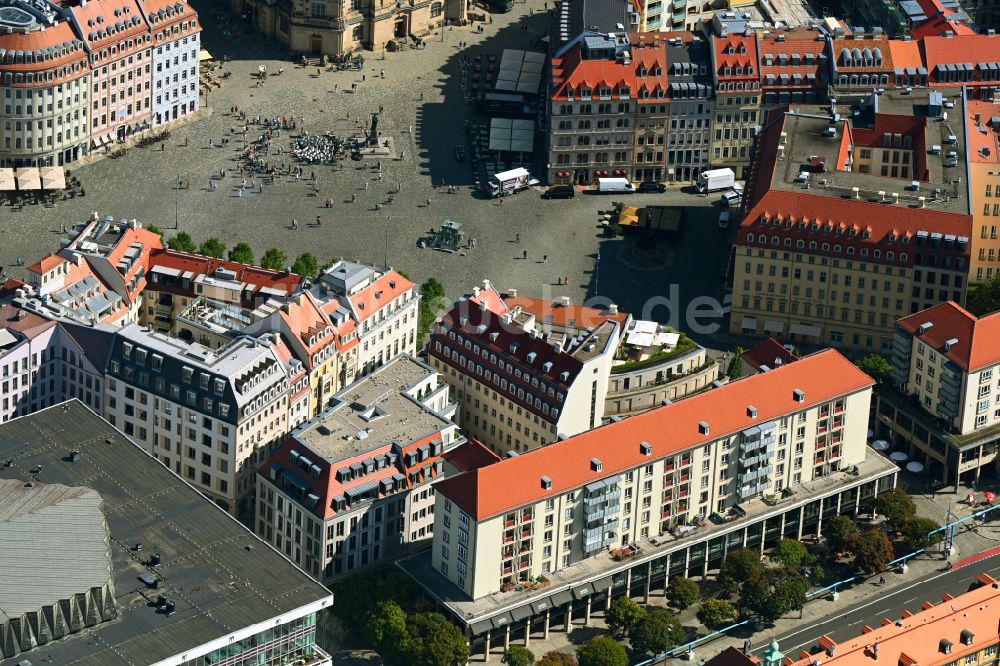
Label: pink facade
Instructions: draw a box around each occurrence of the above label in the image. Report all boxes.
[70,0,153,145]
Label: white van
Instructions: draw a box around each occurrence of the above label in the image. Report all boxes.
[718,211,731,229]
[596,177,636,194]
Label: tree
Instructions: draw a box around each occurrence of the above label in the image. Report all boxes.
[501,646,535,666]
[606,222,622,238]
[576,637,628,666]
[719,548,763,593]
[418,277,448,343]
[228,242,254,265]
[145,224,164,239]
[825,515,860,553]
[605,596,644,637]
[666,577,700,610]
[966,276,1000,316]
[330,564,419,632]
[727,347,744,379]
[198,237,227,259]
[874,488,917,528]
[852,529,895,575]
[292,252,319,277]
[260,248,288,271]
[364,600,410,663]
[629,609,685,656]
[902,516,942,551]
[739,569,809,624]
[772,539,809,569]
[697,598,739,629]
[537,653,579,666]
[858,354,893,385]
[167,231,196,253]
[405,612,469,666]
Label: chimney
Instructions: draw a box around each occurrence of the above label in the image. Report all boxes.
[608,303,618,314]
[472,286,481,298]
[483,278,492,291]
[508,288,517,297]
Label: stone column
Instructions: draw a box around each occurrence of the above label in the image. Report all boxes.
[524,617,531,648]
[584,596,592,626]
[644,566,652,603]
[484,631,491,663]
[565,602,573,630]
[796,505,805,540]
[543,610,550,640]
[503,625,510,653]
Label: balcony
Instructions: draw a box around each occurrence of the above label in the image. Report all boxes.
[519,560,531,570]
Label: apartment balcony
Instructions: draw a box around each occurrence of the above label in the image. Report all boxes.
[522,512,533,523]
[503,565,513,575]
[519,560,531,571]
[503,533,515,544]
[504,519,516,529]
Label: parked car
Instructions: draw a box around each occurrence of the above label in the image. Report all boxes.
[454,145,466,162]
[718,211,731,229]
[543,185,576,199]
[721,190,743,207]
[637,181,666,193]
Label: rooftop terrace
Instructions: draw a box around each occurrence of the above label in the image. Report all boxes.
[294,354,453,464]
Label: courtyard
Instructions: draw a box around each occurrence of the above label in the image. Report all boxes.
[0,0,732,342]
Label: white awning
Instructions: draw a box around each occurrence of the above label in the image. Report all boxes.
[741,317,758,331]
[656,332,680,347]
[632,320,658,335]
[626,331,655,347]
[763,320,785,334]
[789,323,822,337]
[151,265,182,277]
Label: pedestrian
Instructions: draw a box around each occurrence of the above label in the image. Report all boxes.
[235,188,242,197]
[557,276,563,285]
[380,69,385,78]
[364,181,369,190]
[499,196,505,205]
[543,254,548,262]
[292,219,299,230]
[522,249,528,259]
[316,215,322,226]
[351,193,357,203]
[426,197,431,206]
[317,67,322,76]
[362,74,366,81]
[564,275,569,285]
[515,233,520,243]
[184,137,189,147]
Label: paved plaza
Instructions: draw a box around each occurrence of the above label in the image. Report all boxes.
[0,0,730,331]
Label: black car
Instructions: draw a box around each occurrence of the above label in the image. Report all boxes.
[543,185,576,199]
[637,181,666,193]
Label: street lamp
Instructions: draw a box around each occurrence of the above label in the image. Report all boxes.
[384,213,390,267]
[175,173,180,229]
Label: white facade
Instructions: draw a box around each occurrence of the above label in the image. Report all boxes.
[150,31,199,127]
[1,74,91,167]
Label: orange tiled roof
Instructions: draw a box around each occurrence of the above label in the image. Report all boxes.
[279,292,336,360]
[887,39,925,72]
[923,34,1000,85]
[759,29,828,89]
[147,249,303,299]
[966,100,1000,164]
[786,573,1000,666]
[348,270,413,323]
[0,21,87,76]
[27,254,66,275]
[435,349,873,520]
[832,37,894,73]
[714,34,760,80]
[897,301,1000,372]
[502,294,628,329]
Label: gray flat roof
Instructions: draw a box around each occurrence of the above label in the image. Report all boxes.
[0,401,331,666]
[294,354,452,463]
[400,450,898,627]
[769,88,970,215]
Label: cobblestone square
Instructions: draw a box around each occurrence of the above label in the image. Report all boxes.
[0,0,725,325]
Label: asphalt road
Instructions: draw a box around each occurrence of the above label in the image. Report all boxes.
[748,553,1000,657]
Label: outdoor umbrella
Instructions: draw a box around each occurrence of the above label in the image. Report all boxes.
[906,461,924,473]
[15,167,41,190]
[39,166,65,190]
[986,491,996,504]
[890,451,908,462]
[0,168,15,191]
[871,439,890,451]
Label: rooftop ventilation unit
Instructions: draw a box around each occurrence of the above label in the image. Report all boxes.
[793,388,806,402]
[490,331,499,342]
[747,405,758,418]
[541,475,552,490]
[698,421,710,434]
[526,352,537,363]
[591,458,603,472]
[640,441,652,456]
[917,321,933,334]
[507,450,519,458]
[944,338,958,351]
[542,361,553,372]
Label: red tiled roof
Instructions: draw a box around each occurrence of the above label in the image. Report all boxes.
[0,304,56,338]
[147,248,303,299]
[832,37,894,73]
[967,100,1000,165]
[27,255,66,275]
[279,292,336,361]
[737,189,971,267]
[0,21,87,78]
[911,0,976,38]
[786,573,1000,666]
[69,0,150,50]
[923,34,1000,85]
[435,349,873,520]
[759,29,828,90]
[502,294,628,329]
[741,338,798,370]
[348,270,413,323]
[443,439,501,473]
[713,34,760,80]
[897,301,1000,372]
[888,39,925,72]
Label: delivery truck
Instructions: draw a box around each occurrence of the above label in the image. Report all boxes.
[488,167,538,197]
[697,168,736,193]
[595,177,636,193]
